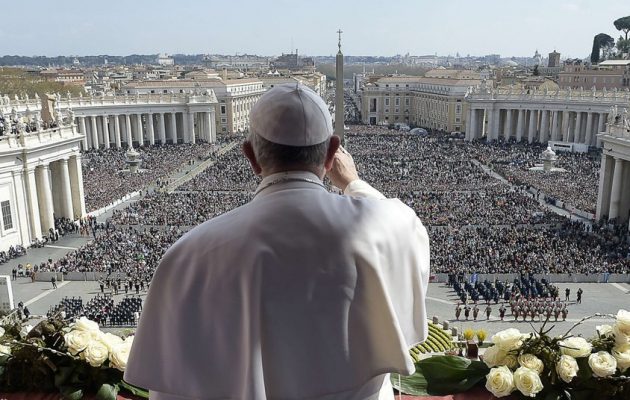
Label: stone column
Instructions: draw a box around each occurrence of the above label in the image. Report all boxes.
[136,114,144,145]
[158,113,166,144]
[210,112,216,143]
[539,110,549,143]
[551,111,559,141]
[467,108,476,141]
[187,111,196,144]
[170,112,178,143]
[515,109,525,142]
[114,115,122,148]
[584,112,593,146]
[36,164,55,233]
[90,116,99,149]
[147,113,155,145]
[527,110,537,143]
[79,116,88,150]
[58,159,74,219]
[574,112,582,143]
[125,114,133,148]
[597,113,606,146]
[609,158,625,220]
[561,111,570,142]
[24,168,42,239]
[504,109,512,140]
[100,115,110,149]
[597,154,615,220]
[68,154,87,218]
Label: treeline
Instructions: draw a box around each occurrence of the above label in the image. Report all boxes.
[0,68,85,98]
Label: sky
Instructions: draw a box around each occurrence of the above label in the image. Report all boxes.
[0,0,628,58]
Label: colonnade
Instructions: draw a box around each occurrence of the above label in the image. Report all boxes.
[75,111,216,150]
[597,154,630,223]
[24,155,86,238]
[467,108,607,146]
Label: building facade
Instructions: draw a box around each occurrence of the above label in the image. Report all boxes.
[360,75,481,132]
[597,111,630,224]
[559,60,630,90]
[0,122,86,251]
[464,86,630,146]
[122,78,265,134]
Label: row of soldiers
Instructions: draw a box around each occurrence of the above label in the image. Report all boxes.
[454,298,570,322]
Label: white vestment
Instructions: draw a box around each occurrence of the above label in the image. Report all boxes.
[125,171,431,400]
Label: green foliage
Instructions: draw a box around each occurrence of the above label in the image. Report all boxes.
[392,356,489,396]
[0,67,85,98]
[614,16,630,40]
[617,38,630,54]
[591,33,615,64]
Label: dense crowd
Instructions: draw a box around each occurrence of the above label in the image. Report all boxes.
[81,143,219,211]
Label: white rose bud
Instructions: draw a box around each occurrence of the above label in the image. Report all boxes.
[612,343,630,373]
[483,345,507,368]
[485,366,515,398]
[492,328,525,351]
[615,310,630,336]
[73,317,100,333]
[596,324,613,338]
[556,355,579,383]
[513,366,544,398]
[109,341,132,372]
[0,327,5,337]
[83,339,109,367]
[588,351,618,378]
[64,330,92,355]
[559,337,592,358]
[502,354,519,370]
[19,325,33,339]
[518,354,544,375]
[612,323,630,346]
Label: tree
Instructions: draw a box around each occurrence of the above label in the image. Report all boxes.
[590,33,615,64]
[614,16,630,41]
[616,36,630,55]
[532,65,540,76]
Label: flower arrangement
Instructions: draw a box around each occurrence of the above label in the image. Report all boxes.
[393,309,630,399]
[0,316,147,399]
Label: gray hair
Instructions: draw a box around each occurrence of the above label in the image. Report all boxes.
[248,132,329,170]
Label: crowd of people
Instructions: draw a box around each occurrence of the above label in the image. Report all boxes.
[81,143,219,211]
[46,294,143,327]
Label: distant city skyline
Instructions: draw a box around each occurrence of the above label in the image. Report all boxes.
[1,0,628,59]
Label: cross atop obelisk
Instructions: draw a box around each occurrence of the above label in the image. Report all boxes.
[335,29,345,142]
[337,29,343,52]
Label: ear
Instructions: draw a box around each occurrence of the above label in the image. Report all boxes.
[324,135,341,171]
[242,141,262,175]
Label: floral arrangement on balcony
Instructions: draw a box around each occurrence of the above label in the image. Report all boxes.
[0,316,147,399]
[393,310,630,399]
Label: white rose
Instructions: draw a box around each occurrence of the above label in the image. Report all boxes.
[518,354,544,375]
[492,328,525,351]
[588,351,617,378]
[83,338,109,367]
[485,366,515,398]
[99,332,123,352]
[615,309,630,336]
[64,330,92,355]
[612,323,630,346]
[513,366,544,398]
[0,327,5,337]
[19,325,33,339]
[556,355,579,383]
[612,343,630,373]
[124,335,134,344]
[559,337,592,358]
[73,317,100,333]
[502,354,519,369]
[109,341,132,372]
[596,324,613,338]
[483,345,507,368]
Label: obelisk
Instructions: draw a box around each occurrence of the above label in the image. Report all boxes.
[335,29,345,143]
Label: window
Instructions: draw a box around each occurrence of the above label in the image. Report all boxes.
[395,98,400,106]
[385,98,390,106]
[456,104,462,114]
[1,200,12,230]
[405,98,410,106]
[221,105,226,114]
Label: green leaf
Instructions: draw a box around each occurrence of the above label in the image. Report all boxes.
[96,383,119,400]
[576,357,592,381]
[60,385,83,400]
[391,372,429,396]
[120,380,150,399]
[415,356,489,396]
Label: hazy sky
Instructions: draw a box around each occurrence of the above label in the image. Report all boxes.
[1,0,628,58]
